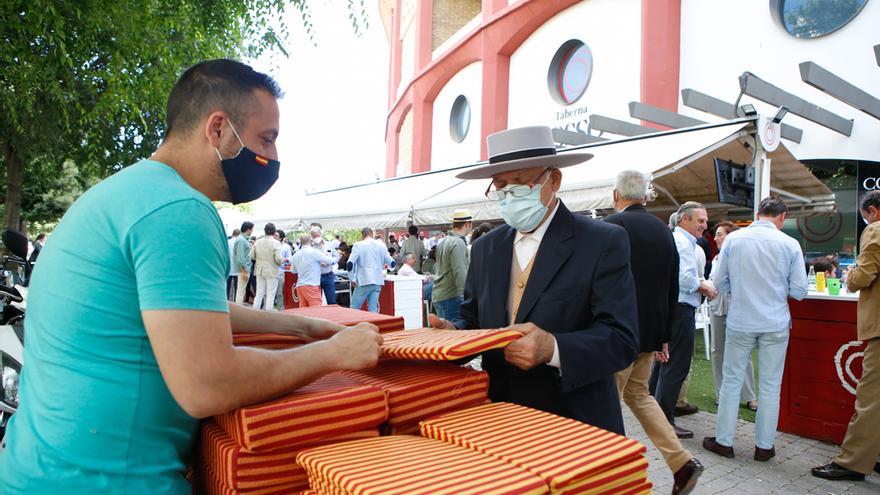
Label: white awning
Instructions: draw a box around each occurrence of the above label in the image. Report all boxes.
[270,119,832,230]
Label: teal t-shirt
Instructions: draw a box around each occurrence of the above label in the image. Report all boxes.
[0,160,229,493]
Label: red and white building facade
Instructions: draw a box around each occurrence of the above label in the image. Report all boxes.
[379,0,880,178]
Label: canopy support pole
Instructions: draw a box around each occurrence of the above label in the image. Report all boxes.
[751,136,771,218]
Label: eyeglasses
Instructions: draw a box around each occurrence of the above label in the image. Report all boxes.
[484,168,551,201]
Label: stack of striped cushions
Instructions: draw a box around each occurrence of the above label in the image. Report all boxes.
[419,402,652,495]
[341,360,489,435]
[199,374,388,494]
[380,328,522,360]
[297,435,550,495]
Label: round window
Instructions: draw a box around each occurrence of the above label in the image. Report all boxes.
[548,40,593,105]
[770,0,869,39]
[449,95,471,143]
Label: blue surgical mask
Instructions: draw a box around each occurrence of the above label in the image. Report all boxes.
[215,121,280,204]
[499,180,549,233]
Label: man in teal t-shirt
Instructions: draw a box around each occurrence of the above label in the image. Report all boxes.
[0,59,383,494]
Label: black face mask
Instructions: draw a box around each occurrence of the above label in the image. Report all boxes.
[215,121,280,204]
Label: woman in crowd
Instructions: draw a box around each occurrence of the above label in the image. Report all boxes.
[709,221,759,411]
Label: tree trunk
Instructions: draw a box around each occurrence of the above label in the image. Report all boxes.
[4,141,23,233]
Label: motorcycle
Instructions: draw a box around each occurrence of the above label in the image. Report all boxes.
[0,229,29,447]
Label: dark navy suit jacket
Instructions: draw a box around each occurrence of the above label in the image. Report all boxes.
[454,201,639,434]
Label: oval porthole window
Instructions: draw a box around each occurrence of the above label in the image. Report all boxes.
[770,0,869,39]
[548,40,593,105]
[449,95,471,143]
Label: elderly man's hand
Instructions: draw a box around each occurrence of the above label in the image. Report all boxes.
[699,280,718,301]
[428,313,456,330]
[503,322,556,370]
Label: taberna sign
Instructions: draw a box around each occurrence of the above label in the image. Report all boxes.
[857,161,880,250]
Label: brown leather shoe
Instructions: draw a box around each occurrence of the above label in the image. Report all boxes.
[702,436,734,458]
[754,446,775,462]
[672,458,703,495]
[674,403,699,416]
[673,425,694,439]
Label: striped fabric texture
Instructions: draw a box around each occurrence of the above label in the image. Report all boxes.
[284,304,405,333]
[214,373,388,452]
[297,435,549,495]
[419,402,650,494]
[198,420,378,492]
[380,328,522,360]
[340,361,489,431]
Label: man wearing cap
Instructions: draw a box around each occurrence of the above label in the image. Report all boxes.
[430,126,638,435]
[431,209,473,321]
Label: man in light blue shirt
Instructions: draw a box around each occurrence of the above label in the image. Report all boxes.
[653,201,717,439]
[704,196,808,462]
[348,227,395,313]
[311,225,340,305]
[291,235,334,307]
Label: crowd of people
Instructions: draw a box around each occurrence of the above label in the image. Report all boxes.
[2,59,878,495]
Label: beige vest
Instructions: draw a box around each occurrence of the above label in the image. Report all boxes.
[508,250,537,325]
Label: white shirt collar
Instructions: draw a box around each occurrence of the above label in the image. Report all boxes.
[514,198,560,245]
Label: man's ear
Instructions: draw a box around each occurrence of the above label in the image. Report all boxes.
[204,111,226,148]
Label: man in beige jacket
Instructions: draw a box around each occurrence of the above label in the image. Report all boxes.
[252,222,285,311]
[813,190,880,481]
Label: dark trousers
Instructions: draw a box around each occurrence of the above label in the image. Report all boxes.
[226,276,237,301]
[652,303,696,425]
[320,272,337,305]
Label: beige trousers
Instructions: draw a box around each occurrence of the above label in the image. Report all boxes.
[617,352,693,472]
[235,272,249,304]
[836,338,880,474]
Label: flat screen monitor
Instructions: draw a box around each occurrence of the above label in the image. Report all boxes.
[714,158,754,208]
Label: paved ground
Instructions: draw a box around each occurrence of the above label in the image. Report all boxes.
[622,408,880,494]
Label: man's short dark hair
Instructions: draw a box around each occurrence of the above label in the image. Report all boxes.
[860,190,880,212]
[276,230,285,240]
[362,227,373,239]
[165,59,283,139]
[452,220,472,230]
[240,221,254,233]
[408,225,419,236]
[231,228,241,237]
[758,196,788,217]
[264,223,276,235]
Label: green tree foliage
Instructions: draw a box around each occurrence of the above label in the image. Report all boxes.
[0,0,366,233]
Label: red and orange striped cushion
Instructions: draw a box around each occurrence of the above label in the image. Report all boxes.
[380,328,521,360]
[297,435,549,495]
[340,361,489,432]
[284,305,405,333]
[419,402,649,494]
[214,373,388,452]
[199,420,378,492]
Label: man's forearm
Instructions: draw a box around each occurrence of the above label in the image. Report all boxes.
[198,341,339,417]
[228,302,340,338]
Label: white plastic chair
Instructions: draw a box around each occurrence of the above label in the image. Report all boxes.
[694,302,711,360]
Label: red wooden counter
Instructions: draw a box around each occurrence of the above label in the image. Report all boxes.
[779,292,865,444]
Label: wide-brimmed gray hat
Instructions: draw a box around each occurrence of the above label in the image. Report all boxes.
[455,126,592,180]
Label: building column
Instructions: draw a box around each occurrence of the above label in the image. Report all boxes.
[480,49,510,160]
[387,0,403,110]
[640,0,681,125]
[411,88,433,174]
[482,0,507,19]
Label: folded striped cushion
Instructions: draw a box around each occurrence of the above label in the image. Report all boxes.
[232,333,307,349]
[341,361,489,430]
[297,435,549,495]
[199,456,308,495]
[380,328,521,360]
[284,304,405,333]
[199,420,379,491]
[419,402,648,494]
[214,373,388,452]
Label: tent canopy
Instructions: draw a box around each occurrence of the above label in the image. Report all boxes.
[268,119,833,231]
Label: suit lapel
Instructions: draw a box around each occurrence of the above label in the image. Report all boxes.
[486,226,515,327]
[515,202,575,323]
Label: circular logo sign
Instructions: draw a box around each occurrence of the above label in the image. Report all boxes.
[834,340,866,395]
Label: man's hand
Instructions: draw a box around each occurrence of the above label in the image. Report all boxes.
[699,280,717,301]
[428,313,456,330]
[503,322,554,371]
[303,317,346,341]
[323,323,383,371]
[655,342,670,363]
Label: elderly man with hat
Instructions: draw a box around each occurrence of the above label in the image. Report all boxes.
[431,209,473,320]
[430,126,639,435]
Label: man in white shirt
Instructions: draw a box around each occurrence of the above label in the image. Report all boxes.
[291,235,333,307]
[397,254,422,278]
[227,228,240,301]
